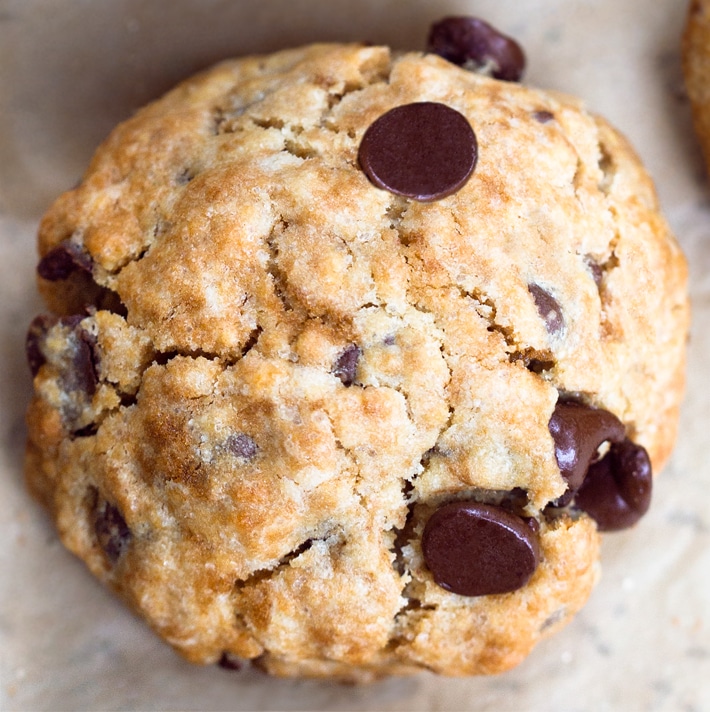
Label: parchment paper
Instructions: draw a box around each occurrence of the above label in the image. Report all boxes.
[1,1,708,710]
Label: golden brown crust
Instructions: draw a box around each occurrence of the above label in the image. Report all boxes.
[25,44,688,680]
[684,0,710,174]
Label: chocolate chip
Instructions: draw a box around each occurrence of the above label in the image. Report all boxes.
[59,314,85,329]
[548,400,626,505]
[574,438,652,531]
[37,239,92,281]
[226,433,258,460]
[528,284,564,336]
[25,314,99,396]
[358,102,477,202]
[26,314,58,376]
[217,652,244,671]
[56,317,99,397]
[427,16,526,81]
[421,501,540,596]
[333,344,361,386]
[93,500,132,563]
[585,258,604,288]
[533,110,555,123]
[72,326,99,397]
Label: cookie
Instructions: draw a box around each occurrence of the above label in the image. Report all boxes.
[683,0,710,172]
[25,19,688,682]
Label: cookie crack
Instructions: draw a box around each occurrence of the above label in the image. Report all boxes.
[459,285,557,373]
[596,137,616,195]
[233,537,318,592]
[265,218,297,315]
[151,327,261,370]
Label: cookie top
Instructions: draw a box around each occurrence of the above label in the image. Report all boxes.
[27,42,688,680]
[683,0,710,172]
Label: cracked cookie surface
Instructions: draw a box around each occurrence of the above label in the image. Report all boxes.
[26,43,688,681]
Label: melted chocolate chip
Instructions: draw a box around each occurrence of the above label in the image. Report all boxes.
[422,501,540,596]
[548,400,626,505]
[37,239,92,281]
[333,344,361,386]
[226,433,259,460]
[427,16,526,81]
[574,439,652,531]
[528,284,564,336]
[26,314,58,376]
[358,102,477,202]
[93,500,132,563]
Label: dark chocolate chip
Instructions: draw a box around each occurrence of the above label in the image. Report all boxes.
[528,284,564,336]
[585,258,604,289]
[73,326,99,396]
[333,344,361,386]
[37,239,92,281]
[93,500,132,563]
[574,438,652,531]
[217,652,244,671]
[548,400,626,504]
[226,433,259,460]
[59,314,85,329]
[533,110,555,123]
[358,102,477,202]
[26,314,58,376]
[421,501,540,596]
[427,16,526,81]
[26,314,99,396]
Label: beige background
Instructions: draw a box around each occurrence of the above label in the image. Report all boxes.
[1,0,708,710]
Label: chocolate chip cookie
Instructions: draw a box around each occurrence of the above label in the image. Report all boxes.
[684,0,710,173]
[25,19,688,682]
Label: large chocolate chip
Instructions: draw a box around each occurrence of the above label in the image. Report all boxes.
[528,284,564,336]
[226,433,258,460]
[93,500,132,563]
[422,501,540,596]
[333,344,361,386]
[26,314,58,377]
[427,16,526,82]
[37,239,92,281]
[574,439,652,531]
[548,400,626,505]
[358,102,477,202]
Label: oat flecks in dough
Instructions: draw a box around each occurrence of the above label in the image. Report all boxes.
[26,43,688,681]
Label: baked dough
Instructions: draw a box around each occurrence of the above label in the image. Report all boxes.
[683,0,710,173]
